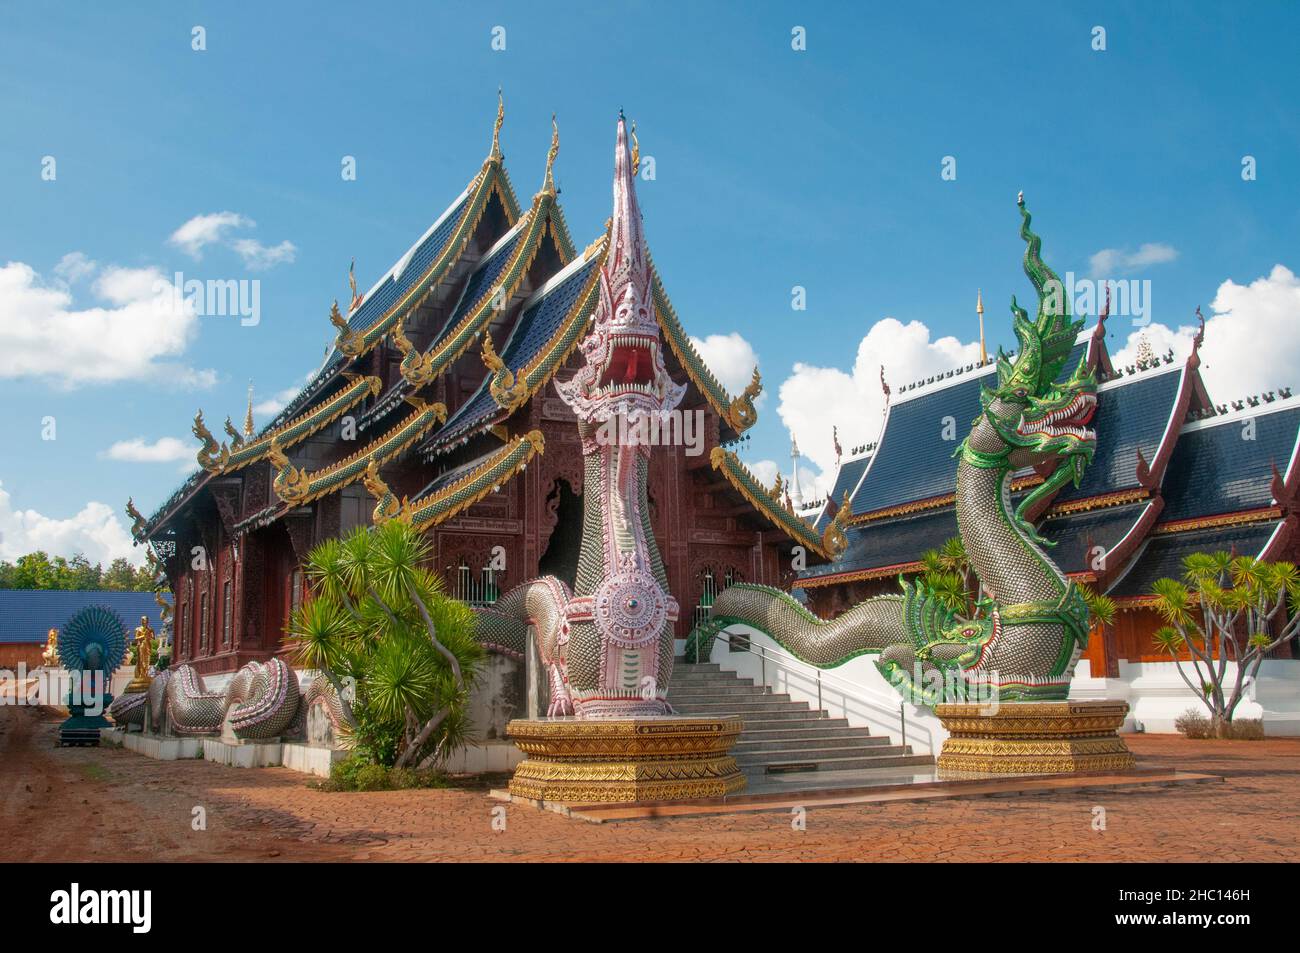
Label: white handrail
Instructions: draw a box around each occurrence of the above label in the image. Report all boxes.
[704,626,935,752]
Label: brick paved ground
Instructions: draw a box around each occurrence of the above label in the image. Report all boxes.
[4,704,1297,862]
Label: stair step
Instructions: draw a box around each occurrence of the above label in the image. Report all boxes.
[667,662,935,777]
[737,744,912,765]
[748,752,933,774]
[666,684,770,696]
[683,708,820,723]
[668,678,759,689]
[736,725,875,743]
[734,734,889,752]
[671,703,811,717]
[728,713,836,727]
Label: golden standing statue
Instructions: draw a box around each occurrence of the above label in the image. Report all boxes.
[41,628,59,667]
[126,616,155,693]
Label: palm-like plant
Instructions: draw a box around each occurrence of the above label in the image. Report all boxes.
[918,537,979,619]
[287,521,483,768]
[919,537,1117,650]
[1150,551,1300,736]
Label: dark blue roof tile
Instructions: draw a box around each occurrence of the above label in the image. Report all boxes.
[1161,403,1300,523]
[426,256,599,451]
[1038,501,1150,574]
[345,191,473,337]
[800,507,959,580]
[1055,366,1183,502]
[1109,522,1281,598]
[0,590,167,644]
[850,371,993,515]
[426,227,524,352]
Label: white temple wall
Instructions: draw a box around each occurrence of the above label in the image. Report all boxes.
[1070,658,1300,735]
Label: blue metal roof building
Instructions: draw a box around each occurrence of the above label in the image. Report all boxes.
[0,590,166,644]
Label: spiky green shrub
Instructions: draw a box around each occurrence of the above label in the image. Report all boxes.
[918,536,1116,632]
[287,521,483,769]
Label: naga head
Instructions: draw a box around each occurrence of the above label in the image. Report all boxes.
[555,114,685,424]
[965,195,1097,486]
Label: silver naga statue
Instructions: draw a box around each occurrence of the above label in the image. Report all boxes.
[692,196,1099,705]
[110,658,306,741]
[475,115,687,717]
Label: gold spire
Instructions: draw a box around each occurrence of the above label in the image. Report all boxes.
[490,87,504,160]
[542,113,559,193]
[976,288,987,365]
[244,381,255,437]
[630,119,640,176]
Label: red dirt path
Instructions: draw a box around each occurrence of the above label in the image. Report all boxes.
[3,705,1297,862]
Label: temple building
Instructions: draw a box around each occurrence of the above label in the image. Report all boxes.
[799,306,1300,677]
[132,103,842,676]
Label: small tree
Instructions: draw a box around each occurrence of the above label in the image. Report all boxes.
[287,521,483,769]
[1151,551,1300,737]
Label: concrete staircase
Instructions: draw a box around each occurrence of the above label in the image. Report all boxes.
[668,662,934,780]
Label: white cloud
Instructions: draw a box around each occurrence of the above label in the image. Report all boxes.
[689,332,765,407]
[169,212,295,270]
[748,459,780,487]
[777,317,982,496]
[1113,264,1300,405]
[101,436,191,464]
[743,459,822,501]
[1088,242,1178,277]
[0,260,215,388]
[168,211,252,258]
[0,481,143,567]
[53,251,97,285]
[253,385,302,417]
[231,238,297,271]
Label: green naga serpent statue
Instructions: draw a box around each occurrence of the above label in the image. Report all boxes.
[692,195,1098,704]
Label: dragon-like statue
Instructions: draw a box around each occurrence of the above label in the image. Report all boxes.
[192,410,229,472]
[474,115,687,718]
[111,659,302,740]
[692,194,1098,704]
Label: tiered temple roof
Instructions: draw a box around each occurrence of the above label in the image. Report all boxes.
[798,315,1238,596]
[1107,397,1300,603]
[140,103,834,565]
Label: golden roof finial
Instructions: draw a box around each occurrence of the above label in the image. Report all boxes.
[542,113,559,193]
[490,87,504,160]
[348,259,363,312]
[630,119,640,177]
[976,288,988,365]
[244,380,255,437]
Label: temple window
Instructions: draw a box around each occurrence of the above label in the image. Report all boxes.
[222,579,233,645]
[199,592,209,654]
[447,560,502,607]
[692,566,739,634]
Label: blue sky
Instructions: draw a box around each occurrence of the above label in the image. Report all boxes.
[1,1,1297,563]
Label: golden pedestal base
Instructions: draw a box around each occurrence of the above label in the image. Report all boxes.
[125,677,152,695]
[934,700,1136,775]
[505,716,746,803]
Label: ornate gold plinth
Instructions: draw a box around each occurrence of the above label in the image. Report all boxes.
[506,716,746,803]
[935,700,1136,775]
